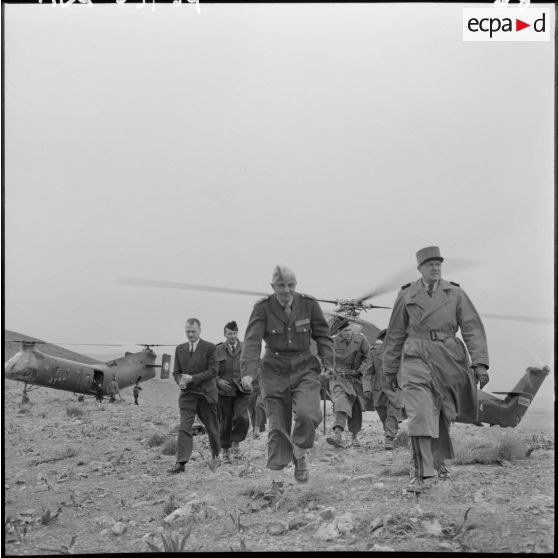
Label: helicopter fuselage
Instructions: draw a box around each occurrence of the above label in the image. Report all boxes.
[5,342,157,396]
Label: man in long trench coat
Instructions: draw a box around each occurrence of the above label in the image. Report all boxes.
[383,246,489,493]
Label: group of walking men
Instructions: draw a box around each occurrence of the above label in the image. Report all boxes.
[169,248,489,495]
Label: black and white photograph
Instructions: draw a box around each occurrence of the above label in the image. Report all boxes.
[3,0,554,554]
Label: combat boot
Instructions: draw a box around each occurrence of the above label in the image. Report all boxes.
[384,437,395,450]
[326,428,345,449]
[293,455,309,483]
[436,463,451,480]
[222,448,232,464]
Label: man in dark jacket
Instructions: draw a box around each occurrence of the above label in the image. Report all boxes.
[216,321,251,463]
[168,318,221,474]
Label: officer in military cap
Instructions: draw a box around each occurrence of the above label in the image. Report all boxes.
[240,265,334,487]
[383,246,489,494]
[215,320,251,463]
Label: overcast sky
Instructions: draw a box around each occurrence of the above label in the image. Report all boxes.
[3,3,555,412]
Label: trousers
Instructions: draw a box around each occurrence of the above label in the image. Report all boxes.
[176,391,221,463]
[218,392,250,449]
[260,352,322,469]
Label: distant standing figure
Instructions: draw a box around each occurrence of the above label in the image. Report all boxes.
[216,321,252,463]
[383,246,489,494]
[168,318,221,474]
[95,383,103,403]
[133,377,142,405]
[108,376,120,403]
[362,329,404,450]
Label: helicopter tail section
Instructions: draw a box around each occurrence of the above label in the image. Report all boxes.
[478,366,550,428]
[160,354,171,379]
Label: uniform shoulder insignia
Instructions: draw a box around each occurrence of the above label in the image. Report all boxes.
[450,281,460,287]
[400,282,411,290]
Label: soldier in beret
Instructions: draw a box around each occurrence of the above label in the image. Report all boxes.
[240,265,334,489]
[216,321,251,463]
[383,246,489,493]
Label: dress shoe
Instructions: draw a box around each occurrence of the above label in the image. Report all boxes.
[167,462,185,474]
[384,437,394,450]
[405,477,424,494]
[293,455,309,483]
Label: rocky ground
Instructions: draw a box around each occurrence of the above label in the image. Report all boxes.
[3,378,554,554]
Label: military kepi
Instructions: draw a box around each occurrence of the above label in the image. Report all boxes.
[416,246,444,267]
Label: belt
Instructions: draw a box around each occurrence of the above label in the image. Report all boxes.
[264,349,312,358]
[407,330,455,342]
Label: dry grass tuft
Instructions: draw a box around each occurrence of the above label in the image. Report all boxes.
[453,431,528,465]
[161,438,178,456]
[65,405,85,418]
[147,433,167,448]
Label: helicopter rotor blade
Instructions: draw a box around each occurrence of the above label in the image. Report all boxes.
[119,277,269,298]
[315,298,340,305]
[479,313,552,325]
[324,311,372,327]
[356,257,485,303]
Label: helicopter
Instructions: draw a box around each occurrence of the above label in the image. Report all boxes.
[118,272,552,429]
[4,330,172,403]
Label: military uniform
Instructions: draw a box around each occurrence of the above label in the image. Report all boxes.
[362,342,403,444]
[383,278,489,481]
[240,292,334,470]
[216,340,251,452]
[329,330,370,438]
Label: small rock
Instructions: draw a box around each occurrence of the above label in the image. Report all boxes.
[99,529,110,537]
[335,512,355,535]
[267,521,288,535]
[320,507,335,521]
[94,515,115,529]
[315,522,340,541]
[111,521,128,535]
[371,543,394,551]
[288,517,309,530]
[372,483,384,489]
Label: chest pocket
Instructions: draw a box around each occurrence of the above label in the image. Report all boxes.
[266,321,285,336]
[294,319,310,334]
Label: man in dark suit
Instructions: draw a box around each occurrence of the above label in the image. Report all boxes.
[168,318,221,474]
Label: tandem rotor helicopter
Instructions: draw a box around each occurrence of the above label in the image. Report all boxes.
[4,331,173,403]
[118,267,552,429]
